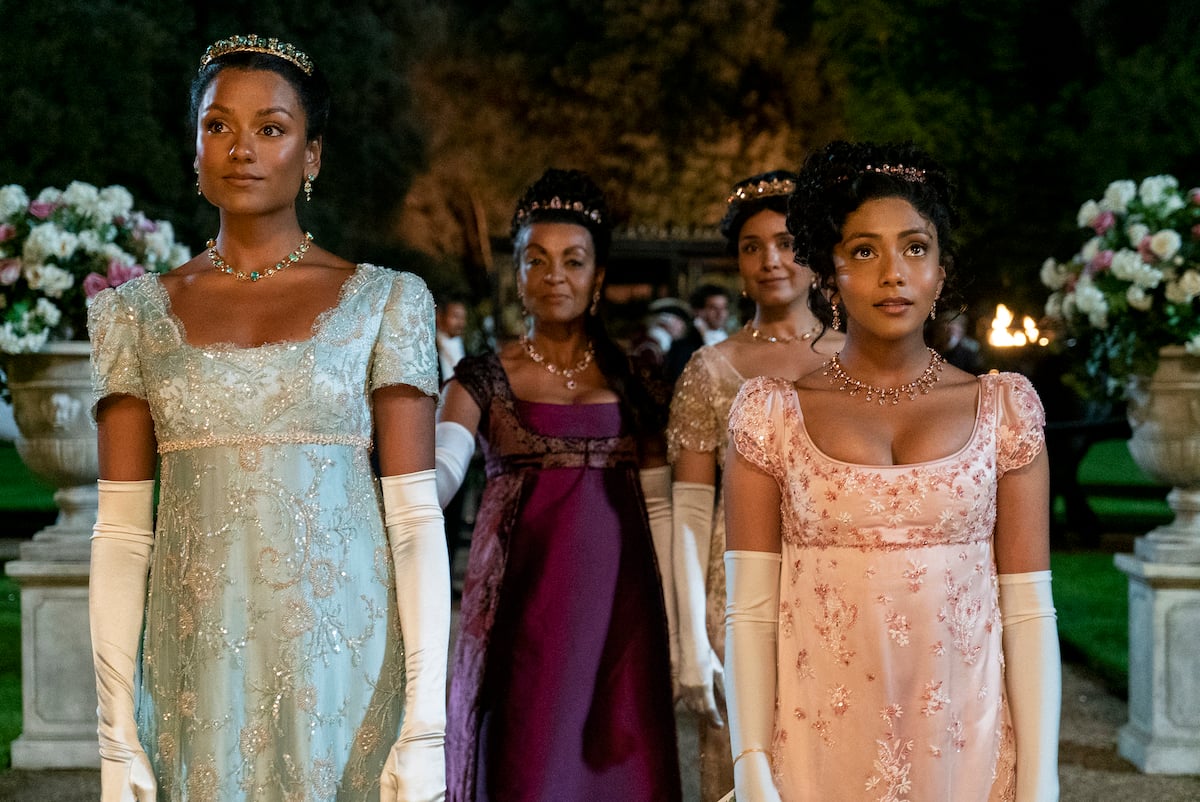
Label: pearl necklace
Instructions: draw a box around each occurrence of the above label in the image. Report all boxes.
[208,232,313,282]
[520,334,595,390]
[824,348,944,405]
[745,322,819,344]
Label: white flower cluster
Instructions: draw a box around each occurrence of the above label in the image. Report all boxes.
[0,180,188,357]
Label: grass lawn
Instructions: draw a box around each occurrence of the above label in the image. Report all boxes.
[0,574,19,771]
[1051,550,1129,695]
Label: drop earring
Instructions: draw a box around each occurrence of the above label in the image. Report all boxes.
[930,298,938,321]
[304,174,315,202]
[590,287,601,316]
[195,167,201,196]
[831,303,841,331]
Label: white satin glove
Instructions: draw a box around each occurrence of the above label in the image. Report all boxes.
[641,466,679,680]
[379,471,450,802]
[673,481,723,726]
[90,479,158,802]
[434,421,475,508]
[725,550,782,802]
[1000,571,1061,802]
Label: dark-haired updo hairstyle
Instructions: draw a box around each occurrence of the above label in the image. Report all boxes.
[190,47,331,142]
[788,141,960,330]
[510,168,666,441]
[719,170,798,249]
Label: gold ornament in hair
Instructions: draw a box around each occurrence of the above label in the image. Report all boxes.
[514,196,604,225]
[199,34,314,76]
[862,163,926,182]
[726,176,796,205]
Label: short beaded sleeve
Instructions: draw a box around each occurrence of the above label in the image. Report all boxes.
[370,270,439,398]
[993,371,1046,476]
[666,348,725,463]
[87,283,147,414]
[726,375,794,481]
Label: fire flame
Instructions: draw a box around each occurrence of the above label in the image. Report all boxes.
[987,304,1047,347]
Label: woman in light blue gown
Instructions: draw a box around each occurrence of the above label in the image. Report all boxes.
[87,35,449,802]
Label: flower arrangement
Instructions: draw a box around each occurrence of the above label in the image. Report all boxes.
[0,181,188,357]
[1040,174,1200,399]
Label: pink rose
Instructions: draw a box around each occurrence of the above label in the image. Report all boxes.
[1190,188,1200,205]
[0,223,15,243]
[1090,210,1116,235]
[28,201,56,219]
[106,259,145,287]
[1089,250,1114,272]
[0,258,21,286]
[82,272,110,298]
[1137,235,1157,263]
[1192,223,1200,241]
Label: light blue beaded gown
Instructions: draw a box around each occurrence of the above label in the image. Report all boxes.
[88,264,439,801]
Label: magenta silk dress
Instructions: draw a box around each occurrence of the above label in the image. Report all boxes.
[446,353,681,802]
[727,372,1045,802]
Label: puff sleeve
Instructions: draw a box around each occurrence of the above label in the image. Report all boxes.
[666,349,723,464]
[995,372,1046,477]
[727,376,793,481]
[87,286,147,417]
[371,271,440,399]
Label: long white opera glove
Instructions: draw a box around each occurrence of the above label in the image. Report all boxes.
[673,481,723,726]
[999,571,1061,802]
[434,421,475,508]
[641,466,679,681]
[379,471,450,802]
[724,550,783,802]
[90,479,158,802]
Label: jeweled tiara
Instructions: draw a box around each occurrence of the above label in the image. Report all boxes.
[199,34,314,76]
[726,176,796,205]
[514,195,604,225]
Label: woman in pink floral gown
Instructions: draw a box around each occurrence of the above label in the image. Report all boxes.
[722,141,1061,802]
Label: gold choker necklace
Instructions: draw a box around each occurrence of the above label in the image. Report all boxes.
[745,322,819,344]
[824,348,944,405]
[208,232,313,282]
[520,334,595,390]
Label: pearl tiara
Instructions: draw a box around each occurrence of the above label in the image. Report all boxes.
[199,34,314,76]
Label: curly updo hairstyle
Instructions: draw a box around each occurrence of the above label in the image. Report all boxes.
[510,168,612,265]
[788,141,959,324]
[190,49,331,142]
[510,168,666,441]
[718,170,798,249]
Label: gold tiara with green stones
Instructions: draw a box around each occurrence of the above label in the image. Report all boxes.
[199,34,314,76]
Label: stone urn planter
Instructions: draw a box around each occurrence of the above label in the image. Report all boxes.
[3,340,99,768]
[1115,344,1200,774]
[1124,344,1200,563]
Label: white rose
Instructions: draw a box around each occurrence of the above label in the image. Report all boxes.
[34,297,62,325]
[62,181,102,219]
[1076,199,1101,228]
[77,230,102,254]
[1126,285,1154,311]
[1101,180,1137,214]
[0,185,30,219]
[1126,223,1149,247]
[1187,334,1200,356]
[27,263,75,298]
[1165,279,1191,305]
[1178,269,1200,299]
[98,185,134,218]
[1148,229,1182,262]
[22,222,62,263]
[1079,236,1102,263]
[1138,175,1179,207]
[169,243,191,266]
[1044,292,1064,319]
[1040,258,1068,290]
[1073,278,1109,328]
[1110,249,1143,282]
[35,188,63,205]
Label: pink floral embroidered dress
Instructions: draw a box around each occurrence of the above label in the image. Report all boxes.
[727,372,1044,802]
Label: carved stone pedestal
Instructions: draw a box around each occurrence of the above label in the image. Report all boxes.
[1114,554,1200,774]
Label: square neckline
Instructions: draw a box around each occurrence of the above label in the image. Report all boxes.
[145,264,370,353]
[787,374,986,469]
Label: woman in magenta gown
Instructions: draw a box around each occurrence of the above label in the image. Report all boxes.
[435,169,681,802]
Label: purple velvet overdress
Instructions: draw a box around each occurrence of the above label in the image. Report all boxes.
[446,353,680,802]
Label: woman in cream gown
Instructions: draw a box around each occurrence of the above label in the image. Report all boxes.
[667,171,841,800]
